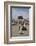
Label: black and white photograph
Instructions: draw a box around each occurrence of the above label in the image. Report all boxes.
[11,7,30,37]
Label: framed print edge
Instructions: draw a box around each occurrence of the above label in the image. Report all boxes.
[4,1,35,44]
[4,2,8,44]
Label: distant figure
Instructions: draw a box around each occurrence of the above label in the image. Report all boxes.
[19,22,27,34]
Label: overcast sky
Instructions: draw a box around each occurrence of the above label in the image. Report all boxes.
[12,8,29,20]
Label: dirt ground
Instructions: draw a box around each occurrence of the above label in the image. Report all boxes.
[12,24,29,37]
